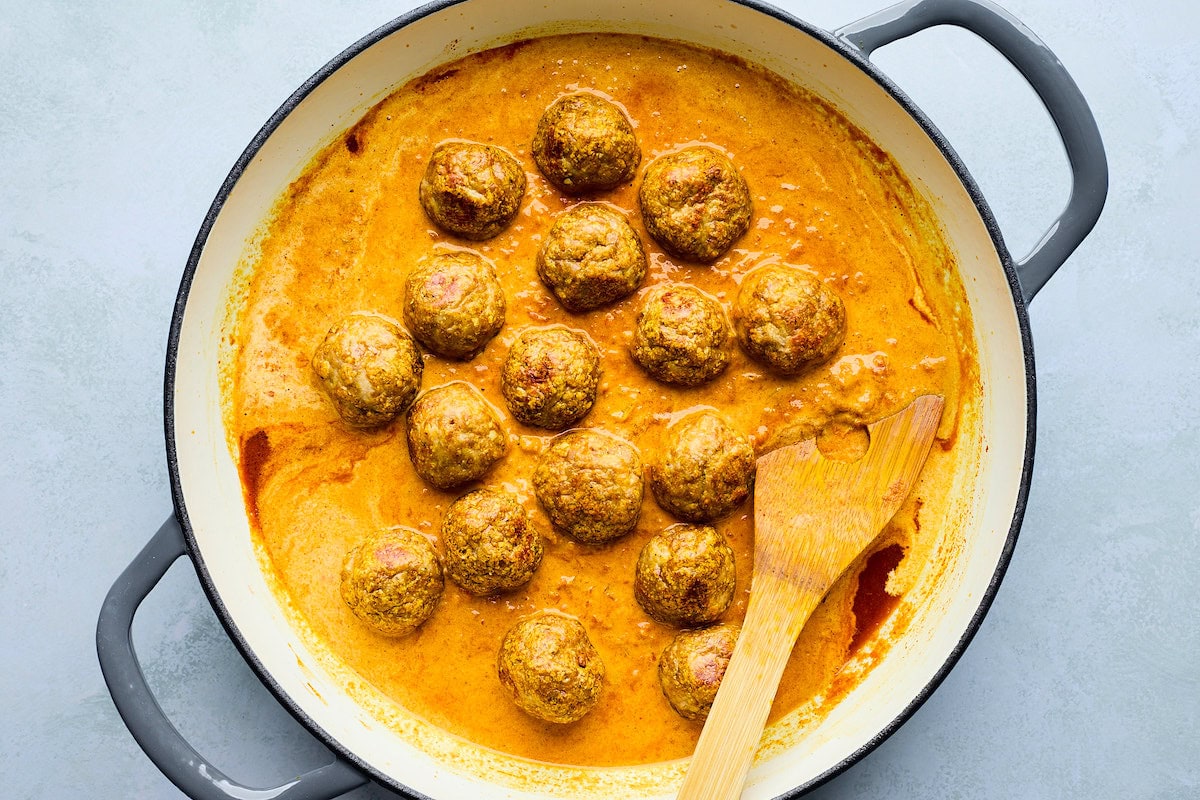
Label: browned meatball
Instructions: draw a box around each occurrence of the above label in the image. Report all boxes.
[501,326,601,430]
[419,140,526,240]
[533,429,643,545]
[441,488,543,595]
[649,411,756,522]
[536,203,647,312]
[639,146,752,263]
[340,527,443,637]
[532,92,640,194]
[497,612,605,723]
[406,382,508,489]
[311,313,424,427]
[658,623,740,720]
[733,264,846,374]
[403,250,505,359]
[635,523,736,627]
[631,283,732,387]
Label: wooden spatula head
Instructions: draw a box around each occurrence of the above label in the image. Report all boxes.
[753,393,945,594]
[676,394,944,800]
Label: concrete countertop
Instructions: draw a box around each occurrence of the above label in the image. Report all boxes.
[2,1,1196,798]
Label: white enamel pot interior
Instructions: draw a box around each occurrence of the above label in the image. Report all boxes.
[162,0,1104,797]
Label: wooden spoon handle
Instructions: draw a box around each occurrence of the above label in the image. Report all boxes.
[676,573,823,800]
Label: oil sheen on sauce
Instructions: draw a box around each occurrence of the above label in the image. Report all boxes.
[226,34,980,767]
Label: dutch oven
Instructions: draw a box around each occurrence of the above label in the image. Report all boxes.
[97,0,1107,797]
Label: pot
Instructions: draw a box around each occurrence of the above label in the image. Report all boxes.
[97,1,1106,798]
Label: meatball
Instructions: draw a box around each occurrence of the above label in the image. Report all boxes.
[340,527,443,637]
[419,140,526,240]
[501,326,601,430]
[536,203,647,312]
[649,411,756,522]
[733,264,846,374]
[441,488,544,595]
[635,523,736,626]
[658,623,740,720]
[638,146,752,263]
[631,283,732,387]
[311,313,424,427]
[403,250,506,359]
[405,382,508,489]
[533,429,643,545]
[532,92,640,194]
[496,612,605,724]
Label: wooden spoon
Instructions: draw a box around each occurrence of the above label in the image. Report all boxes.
[676,394,944,800]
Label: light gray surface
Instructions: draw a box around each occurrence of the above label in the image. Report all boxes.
[1,1,1196,798]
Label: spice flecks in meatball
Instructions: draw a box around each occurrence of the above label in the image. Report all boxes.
[403,250,506,360]
[533,92,640,194]
[658,623,740,720]
[497,612,605,723]
[501,326,601,430]
[733,263,846,375]
[419,140,526,240]
[533,429,644,545]
[537,203,647,312]
[635,523,736,627]
[311,313,424,427]
[340,527,443,637]
[406,381,508,489]
[631,283,732,387]
[649,411,756,522]
[441,488,544,595]
[639,146,752,263]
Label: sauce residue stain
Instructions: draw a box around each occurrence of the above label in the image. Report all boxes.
[850,543,905,651]
[239,429,271,525]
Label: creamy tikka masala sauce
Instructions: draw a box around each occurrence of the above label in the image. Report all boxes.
[225,34,980,767]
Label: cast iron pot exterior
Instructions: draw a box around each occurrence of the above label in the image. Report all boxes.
[97,1,1107,798]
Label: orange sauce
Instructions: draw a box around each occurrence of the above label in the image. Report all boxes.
[226,34,980,767]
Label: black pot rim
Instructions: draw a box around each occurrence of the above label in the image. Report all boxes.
[163,1,1034,797]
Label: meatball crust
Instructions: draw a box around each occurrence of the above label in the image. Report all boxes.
[419,140,526,240]
[497,612,605,724]
[649,411,756,522]
[340,527,443,637]
[441,488,544,595]
[533,429,644,545]
[639,146,752,263]
[532,92,640,194]
[405,382,508,489]
[311,313,424,427]
[501,326,601,430]
[403,250,506,359]
[635,523,736,627]
[631,283,732,387]
[733,264,846,375]
[658,623,740,720]
[536,203,647,312]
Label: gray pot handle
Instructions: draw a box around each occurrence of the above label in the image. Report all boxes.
[836,0,1108,302]
[96,516,369,800]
